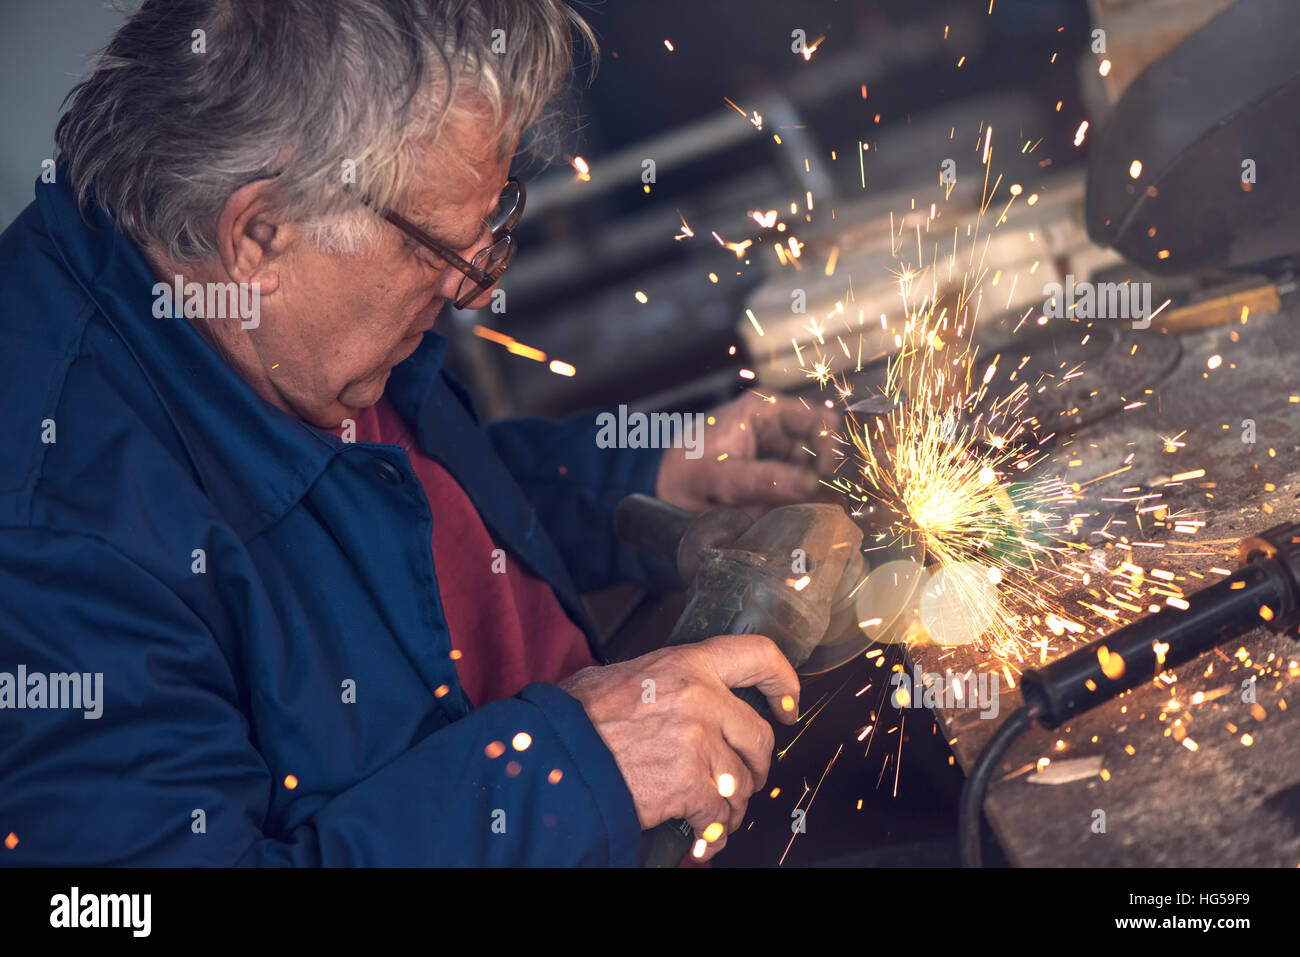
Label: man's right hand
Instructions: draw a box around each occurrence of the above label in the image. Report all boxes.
[558,633,800,862]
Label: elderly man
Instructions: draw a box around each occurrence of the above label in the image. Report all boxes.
[0,0,836,866]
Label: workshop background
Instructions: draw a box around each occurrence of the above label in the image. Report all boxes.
[6,0,1298,867]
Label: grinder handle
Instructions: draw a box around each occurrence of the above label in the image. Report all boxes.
[612,494,694,566]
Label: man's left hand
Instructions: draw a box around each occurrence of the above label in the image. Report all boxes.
[656,392,841,515]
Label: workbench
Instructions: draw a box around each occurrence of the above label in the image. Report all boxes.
[908,294,1300,866]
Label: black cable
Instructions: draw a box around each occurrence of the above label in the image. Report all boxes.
[958,705,1036,868]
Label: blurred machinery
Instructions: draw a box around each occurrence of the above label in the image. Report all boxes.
[446,0,1085,420]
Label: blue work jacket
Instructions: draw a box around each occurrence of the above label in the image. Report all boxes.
[0,176,677,866]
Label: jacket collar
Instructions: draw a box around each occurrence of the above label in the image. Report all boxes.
[36,177,445,540]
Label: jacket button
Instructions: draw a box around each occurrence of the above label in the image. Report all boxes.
[371,458,403,485]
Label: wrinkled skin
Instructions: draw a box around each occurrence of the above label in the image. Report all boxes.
[149,113,515,429]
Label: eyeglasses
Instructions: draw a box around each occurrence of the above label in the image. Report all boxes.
[375,178,525,309]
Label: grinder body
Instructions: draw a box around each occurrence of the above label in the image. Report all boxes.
[613,494,864,866]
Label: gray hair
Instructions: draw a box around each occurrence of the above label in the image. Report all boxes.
[55,0,596,261]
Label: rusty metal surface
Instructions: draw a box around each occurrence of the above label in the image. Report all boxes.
[909,293,1300,866]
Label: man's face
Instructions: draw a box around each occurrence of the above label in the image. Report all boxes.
[213,115,517,428]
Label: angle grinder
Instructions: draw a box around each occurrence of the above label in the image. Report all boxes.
[613,493,873,866]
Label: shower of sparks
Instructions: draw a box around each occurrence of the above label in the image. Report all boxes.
[785,125,1211,669]
[832,261,1081,661]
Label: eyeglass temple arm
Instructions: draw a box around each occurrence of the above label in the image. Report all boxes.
[378,208,491,285]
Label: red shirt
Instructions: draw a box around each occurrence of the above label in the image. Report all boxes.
[331,396,596,707]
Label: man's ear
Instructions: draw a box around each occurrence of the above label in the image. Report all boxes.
[214,179,293,295]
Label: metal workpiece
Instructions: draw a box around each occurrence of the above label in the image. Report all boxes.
[1238,523,1300,629]
[1022,553,1297,731]
[1086,0,1300,275]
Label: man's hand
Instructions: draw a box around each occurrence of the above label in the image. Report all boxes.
[656,392,841,516]
[558,634,800,862]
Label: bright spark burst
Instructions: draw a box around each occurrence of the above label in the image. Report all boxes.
[837,265,1078,660]
[805,357,834,386]
[788,129,1209,666]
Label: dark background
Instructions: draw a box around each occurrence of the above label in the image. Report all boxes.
[452,0,1093,430]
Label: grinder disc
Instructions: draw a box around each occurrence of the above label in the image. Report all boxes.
[798,619,874,676]
[797,537,925,675]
